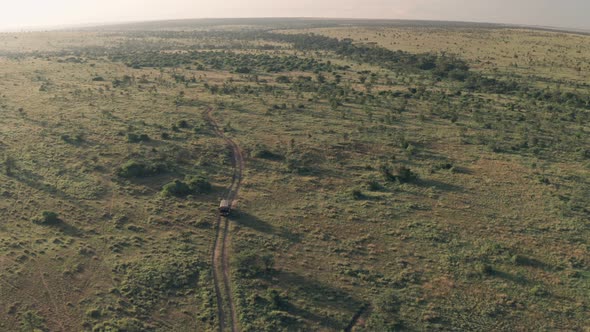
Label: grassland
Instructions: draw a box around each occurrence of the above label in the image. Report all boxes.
[0,19,588,331]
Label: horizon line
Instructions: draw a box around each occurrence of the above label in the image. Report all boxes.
[1,17,589,34]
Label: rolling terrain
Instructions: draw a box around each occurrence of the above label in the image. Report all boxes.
[0,18,588,331]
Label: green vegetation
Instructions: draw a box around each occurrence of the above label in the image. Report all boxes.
[117,160,167,178]
[161,176,212,197]
[34,211,61,225]
[0,18,588,331]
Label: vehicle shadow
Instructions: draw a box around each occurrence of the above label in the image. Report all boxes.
[232,211,302,243]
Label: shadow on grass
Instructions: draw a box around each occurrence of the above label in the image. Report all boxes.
[12,169,89,202]
[415,178,464,192]
[491,270,528,285]
[53,222,84,237]
[232,211,302,243]
[282,300,343,330]
[257,270,366,330]
[513,255,555,272]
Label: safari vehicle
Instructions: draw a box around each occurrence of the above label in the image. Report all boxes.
[219,199,231,216]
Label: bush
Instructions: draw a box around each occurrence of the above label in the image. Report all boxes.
[161,176,212,197]
[235,250,274,278]
[92,318,145,332]
[34,211,61,225]
[178,120,190,128]
[430,162,454,173]
[61,133,84,144]
[380,165,418,183]
[395,166,418,183]
[86,308,101,319]
[529,285,548,297]
[351,189,364,200]
[186,175,212,194]
[117,160,167,178]
[116,256,203,312]
[367,179,383,191]
[20,310,47,331]
[161,180,192,197]
[253,146,284,160]
[126,133,150,143]
[276,75,291,83]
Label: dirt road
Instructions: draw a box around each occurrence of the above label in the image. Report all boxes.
[206,108,244,332]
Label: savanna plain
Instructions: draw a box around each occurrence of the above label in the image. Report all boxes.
[0,19,588,331]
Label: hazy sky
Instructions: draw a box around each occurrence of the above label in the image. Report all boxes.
[1,0,589,31]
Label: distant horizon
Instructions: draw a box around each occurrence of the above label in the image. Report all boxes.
[1,0,589,32]
[1,16,590,34]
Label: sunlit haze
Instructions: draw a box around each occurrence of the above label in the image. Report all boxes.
[1,0,589,31]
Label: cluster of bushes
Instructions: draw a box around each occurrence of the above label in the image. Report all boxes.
[126,133,150,143]
[112,75,134,88]
[91,318,145,332]
[259,32,471,78]
[117,160,167,178]
[161,175,212,197]
[115,255,205,312]
[20,310,47,331]
[381,165,418,183]
[234,249,274,278]
[61,133,84,144]
[112,51,334,73]
[365,289,404,331]
[33,211,61,225]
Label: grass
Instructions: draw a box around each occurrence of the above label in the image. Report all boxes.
[0,19,588,331]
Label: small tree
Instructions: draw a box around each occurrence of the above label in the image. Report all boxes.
[161,180,191,197]
[395,166,418,183]
[34,211,61,225]
[186,175,212,194]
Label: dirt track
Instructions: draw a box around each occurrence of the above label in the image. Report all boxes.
[206,108,243,332]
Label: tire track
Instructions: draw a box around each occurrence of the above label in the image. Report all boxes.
[206,107,243,332]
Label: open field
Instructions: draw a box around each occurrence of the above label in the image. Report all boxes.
[0,19,588,331]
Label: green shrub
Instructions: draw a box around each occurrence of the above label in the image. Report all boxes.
[61,133,84,144]
[178,120,190,128]
[253,146,284,160]
[116,256,203,312]
[276,75,291,83]
[161,176,211,197]
[367,180,383,191]
[86,308,101,319]
[430,162,454,173]
[20,310,47,331]
[34,211,61,225]
[529,285,548,297]
[380,165,418,183]
[126,133,150,143]
[117,160,167,178]
[186,175,212,194]
[161,180,191,197]
[234,250,274,278]
[395,166,418,183]
[92,318,145,332]
[351,189,364,200]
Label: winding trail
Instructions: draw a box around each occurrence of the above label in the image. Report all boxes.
[206,107,244,332]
